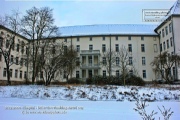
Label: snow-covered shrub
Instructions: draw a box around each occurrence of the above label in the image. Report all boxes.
[67,77,81,84]
[126,75,145,86]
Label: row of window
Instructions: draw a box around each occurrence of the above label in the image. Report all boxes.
[3,68,27,79]
[160,23,172,38]
[76,44,146,52]
[160,37,173,52]
[64,36,146,42]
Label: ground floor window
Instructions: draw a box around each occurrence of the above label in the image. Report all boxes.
[143,70,146,78]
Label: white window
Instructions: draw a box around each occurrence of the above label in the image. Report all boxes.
[103,70,106,77]
[129,57,133,65]
[76,45,80,52]
[116,57,119,65]
[153,44,158,52]
[103,57,106,65]
[141,44,145,52]
[142,57,146,65]
[116,70,119,77]
[115,44,119,52]
[143,70,146,78]
[102,44,106,52]
[128,44,132,52]
[89,45,93,50]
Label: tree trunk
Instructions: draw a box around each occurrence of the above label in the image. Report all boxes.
[6,66,11,85]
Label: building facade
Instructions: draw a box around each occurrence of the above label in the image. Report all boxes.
[0,0,179,83]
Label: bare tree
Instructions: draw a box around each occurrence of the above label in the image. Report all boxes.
[0,11,21,85]
[151,51,180,83]
[62,45,79,82]
[101,49,116,77]
[21,7,58,84]
[116,45,137,85]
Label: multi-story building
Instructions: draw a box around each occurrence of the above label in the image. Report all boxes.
[0,0,179,83]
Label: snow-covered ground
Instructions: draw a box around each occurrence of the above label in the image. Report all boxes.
[0,85,180,120]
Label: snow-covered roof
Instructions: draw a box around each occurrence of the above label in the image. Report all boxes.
[58,24,158,37]
[167,0,180,15]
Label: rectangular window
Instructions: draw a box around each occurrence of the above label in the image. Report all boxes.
[10,69,13,78]
[116,57,119,65]
[16,44,19,52]
[165,26,168,35]
[163,41,166,50]
[20,71,22,79]
[160,44,162,52]
[76,45,80,52]
[20,58,23,66]
[90,37,92,41]
[64,38,67,42]
[77,37,79,42]
[24,71,27,79]
[169,23,172,33]
[128,44,132,52]
[129,57,133,65]
[154,44,158,52]
[143,70,146,78]
[3,68,7,77]
[102,44,106,52]
[15,69,18,78]
[88,56,92,66]
[162,29,165,37]
[115,44,119,52]
[102,36,105,40]
[170,37,173,47]
[167,39,169,49]
[141,44,145,52]
[16,57,19,65]
[76,71,79,78]
[142,57,146,65]
[128,36,131,40]
[102,57,106,65]
[10,55,14,63]
[141,36,144,40]
[89,45,93,51]
[116,36,118,40]
[103,70,106,77]
[116,70,119,77]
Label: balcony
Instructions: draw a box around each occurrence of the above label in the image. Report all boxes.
[80,63,100,69]
[80,50,100,55]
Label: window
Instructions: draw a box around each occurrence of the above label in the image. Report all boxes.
[16,57,19,65]
[102,44,106,52]
[167,39,169,49]
[16,44,19,52]
[77,37,80,42]
[64,38,67,42]
[64,46,67,54]
[116,57,119,65]
[90,37,92,41]
[14,69,18,78]
[102,36,105,40]
[163,41,166,50]
[142,57,146,65]
[141,36,144,40]
[76,57,80,66]
[169,23,172,33]
[170,37,173,47]
[115,36,118,40]
[129,57,133,65]
[165,26,168,35]
[20,71,22,79]
[129,70,133,76]
[40,71,43,78]
[10,69,13,78]
[88,56,92,66]
[153,44,158,52]
[103,70,106,77]
[76,71,79,78]
[102,57,106,65]
[141,44,145,52]
[21,42,24,54]
[89,45,93,50]
[142,70,146,78]
[3,68,7,77]
[128,36,131,40]
[10,55,14,63]
[162,29,165,38]
[20,58,23,66]
[116,70,119,77]
[76,45,80,52]
[52,46,56,54]
[160,44,162,52]
[115,44,119,52]
[128,44,132,52]
[24,71,27,79]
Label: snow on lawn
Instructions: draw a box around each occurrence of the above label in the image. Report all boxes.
[0,85,180,120]
[0,85,180,101]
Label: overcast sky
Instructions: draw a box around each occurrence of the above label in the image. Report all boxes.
[0,0,176,27]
